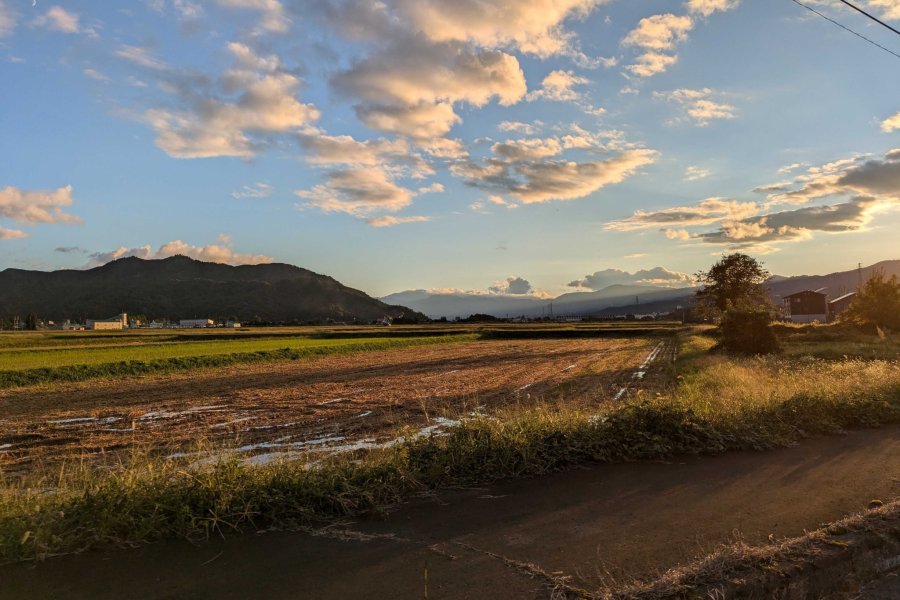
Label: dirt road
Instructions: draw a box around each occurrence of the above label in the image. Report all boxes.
[3,427,897,599]
[0,337,667,475]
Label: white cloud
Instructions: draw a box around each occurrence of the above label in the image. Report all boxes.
[365,215,431,227]
[862,1,900,21]
[498,120,543,135]
[492,137,564,161]
[686,0,740,17]
[33,5,80,34]
[527,69,588,102]
[881,112,900,132]
[394,0,607,58]
[297,128,433,178]
[606,197,758,231]
[685,165,710,181]
[355,101,461,140]
[83,68,109,82]
[654,88,736,126]
[334,42,526,112]
[215,0,288,33]
[0,185,81,226]
[115,45,168,71]
[622,13,693,77]
[0,227,27,240]
[232,182,273,199]
[568,267,695,290]
[295,166,415,217]
[488,275,534,295]
[87,238,273,267]
[511,149,657,203]
[145,43,319,158]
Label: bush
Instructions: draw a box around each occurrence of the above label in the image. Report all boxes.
[720,308,780,355]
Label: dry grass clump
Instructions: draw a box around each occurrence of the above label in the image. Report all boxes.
[594,499,900,599]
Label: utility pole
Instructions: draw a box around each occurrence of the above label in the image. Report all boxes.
[858,262,863,290]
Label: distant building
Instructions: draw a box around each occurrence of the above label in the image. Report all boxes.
[828,292,857,322]
[179,318,214,328]
[225,320,241,328]
[86,313,128,330]
[783,291,827,323]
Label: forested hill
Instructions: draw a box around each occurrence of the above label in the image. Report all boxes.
[0,256,423,324]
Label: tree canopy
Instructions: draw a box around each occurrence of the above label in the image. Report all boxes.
[694,253,772,317]
[842,269,900,331]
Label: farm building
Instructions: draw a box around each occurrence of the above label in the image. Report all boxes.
[783,291,827,323]
[86,313,128,330]
[179,318,214,328]
[828,292,856,321]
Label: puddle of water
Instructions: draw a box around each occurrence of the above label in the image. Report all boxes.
[210,417,253,429]
[47,417,97,425]
[355,411,373,418]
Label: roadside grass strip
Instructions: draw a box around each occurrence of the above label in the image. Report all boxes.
[2,382,898,563]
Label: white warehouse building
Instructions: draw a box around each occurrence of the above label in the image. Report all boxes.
[179,318,215,328]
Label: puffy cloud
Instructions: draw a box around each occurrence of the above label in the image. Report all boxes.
[215,0,288,33]
[527,70,588,102]
[33,5,80,34]
[491,137,563,161]
[498,120,543,135]
[605,197,758,231]
[145,43,319,158]
[622,14,693,77]
[355,102,461,140]
[685,165,710,181]
[654,88,736,126]
[0,185,81,226]
[87,238,273,267]
[489,276,534,295]
[695,196,894,247]
[686,0,740,17]
[365,215,431,227]
[394,0,606,58]
[296,128,433,177]
[568,267,695,290]
[862,1,900,20]
[0,1,15,38]
[510,149,657,203]
[232,182,273,199]
[333,42,527,108]
[881,112,900,132]
[295,166,415,216]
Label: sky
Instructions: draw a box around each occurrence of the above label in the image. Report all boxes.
[1,0,899,298]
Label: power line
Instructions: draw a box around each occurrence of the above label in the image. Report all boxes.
[836,0,900,38]
[789,0,900,60]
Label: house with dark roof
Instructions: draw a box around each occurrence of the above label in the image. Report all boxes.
[783,290,827,323]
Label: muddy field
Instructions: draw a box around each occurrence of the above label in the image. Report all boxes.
[0,336,675,476]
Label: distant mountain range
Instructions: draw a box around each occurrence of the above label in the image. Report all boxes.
[382,260,900,319]
[0,256,423,323]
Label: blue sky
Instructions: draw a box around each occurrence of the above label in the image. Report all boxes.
[1,0,899,297]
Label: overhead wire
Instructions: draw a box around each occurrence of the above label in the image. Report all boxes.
[788,0,900,60]
[835,0,900,38]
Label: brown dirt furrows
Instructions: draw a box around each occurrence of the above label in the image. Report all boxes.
[0,338,666,475]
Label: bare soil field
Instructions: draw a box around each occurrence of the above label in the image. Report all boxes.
[0,336,674,477]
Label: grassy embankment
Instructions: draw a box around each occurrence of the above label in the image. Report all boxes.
[1,325,898,562]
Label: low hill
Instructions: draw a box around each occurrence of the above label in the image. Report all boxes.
[0,256,423,324]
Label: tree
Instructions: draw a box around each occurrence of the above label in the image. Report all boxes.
[24,313,38,330]
[842,269,900,331]
[694,253,772,317]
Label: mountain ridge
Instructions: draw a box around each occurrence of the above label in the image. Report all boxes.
[0,255,422,323]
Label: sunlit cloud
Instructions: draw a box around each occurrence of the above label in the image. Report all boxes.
[654,88,736,126]
[86,237,273,267]
[568,267,696,289]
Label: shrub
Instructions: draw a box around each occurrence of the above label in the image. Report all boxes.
[720,308,780,355]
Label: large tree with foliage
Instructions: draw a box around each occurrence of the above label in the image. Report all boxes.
[694,253,772,317]
[842,270,900,331]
